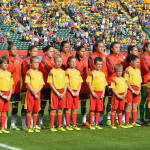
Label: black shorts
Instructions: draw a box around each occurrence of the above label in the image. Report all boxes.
[41,89,50,101]
[10,93,20,103]
[105,86,113,97]
[79,93,89,100]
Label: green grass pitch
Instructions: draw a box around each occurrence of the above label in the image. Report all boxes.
[0,99,150,150]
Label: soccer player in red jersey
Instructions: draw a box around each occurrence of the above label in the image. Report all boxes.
[106,42,124,125]
[7,41,23,130]
[140,42,150,123]
[21,45,38,130]
[75,46,90,126]
[39,46,55,128]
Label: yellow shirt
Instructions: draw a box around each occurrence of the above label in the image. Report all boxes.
[124,66,142,87]
[86,70,107,91]
[47,68,68,89]
[0,70,14,91]
[25,69,45,90]
[65,69,83,90]
[111,77,127,94]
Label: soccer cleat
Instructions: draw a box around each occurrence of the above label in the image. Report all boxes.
[89,124,95,130]
[95,125,103,130]
[39,124,46,129]
[36,125,41,130]
[50,126,57,132]
[110,125,117,129]
[1,128,10,133]
[82,122,90,127]
[106,120,111,126]
[72,125,81,131]
[99,120,107,126]
[0,130,2,134]
[33,128,40,133]
[10,126,20,131]
[140,120,148,125]
[26,128,34,133]
[57,126,66,132]
[132,122,141,127]
[118,125,128,129]
[65,125,74,131]
[125,123,133,128]
[115,120,119,125]
[22,125,27,131]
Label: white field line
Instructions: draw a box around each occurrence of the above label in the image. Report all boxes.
[0,143,23,150]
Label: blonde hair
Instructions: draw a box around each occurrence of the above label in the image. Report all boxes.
[114,63,123,72]
[54,54,64,61]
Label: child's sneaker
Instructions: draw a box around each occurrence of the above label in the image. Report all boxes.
[1,128,10,133]
[36,125,41,130]
[106,120,111,126]
[110,125,117,129]
[95,125,103,130]
[26,128,34,133]
[115,120,119,125]
[99,120,107,126]
[10,126,20,131]
[132,122,141,127]
[125,123,133,128]
[33,128,40,133]
[82,122,90,127]
[57,126,66,132]
[118,125,128,129]
[50,126,57,132]
[22,124,27,131]
[72,125,81,131]
[89,124,95,130]
[0,130,2,134]
[65,125,73,131]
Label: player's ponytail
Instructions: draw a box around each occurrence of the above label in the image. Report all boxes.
[141,42,150,54]
[7,41,15,51]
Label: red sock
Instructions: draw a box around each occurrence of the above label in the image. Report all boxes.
[27,112,31,128]
[125,109,130,124]
[148,110,150,122]
[111,112,115,125]
[132,110,137,123]
[57,111,62,127]
[33,112,37,128]
[1,112,6,129]
[89,111,93,125]
[65,110,70,126]
[72,110,77,126]
[95,112,100,125]
[0,112,1,123]
[118,112,122,125]
[50,112,55,127]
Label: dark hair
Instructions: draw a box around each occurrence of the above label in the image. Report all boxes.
[76,46,85,61]
[142,42,150,53]
[110,42,120,54]
[127,54,139,63]
[127,45,137,55]
[30,56,39,63]
[27,45,37,57]
[67,56,76,68]
[7,41,16,51]
[93,41,104,53]
[60,41,69,52]
[94,57,103,64]
[0,56,9,64]
[42,45,54,53]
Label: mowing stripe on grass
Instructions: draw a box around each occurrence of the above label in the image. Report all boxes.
[0,143,22,150]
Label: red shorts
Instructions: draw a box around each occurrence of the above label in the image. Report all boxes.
[111,93,125,110]
[51,89,65,109]
[90,91,103,112]
[127,86,139,103]
[26,91,40,112]
[0,91,10,112]
[66,90,79,109]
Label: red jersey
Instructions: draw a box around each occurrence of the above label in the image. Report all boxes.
[106,53,124,85]
[75,57,90,93]
[88,52,107,76]
[60,52,72,70]
[7,55,23,94]
[39,56,55,89]
[21,57,31,91]
[140,52,150,83]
